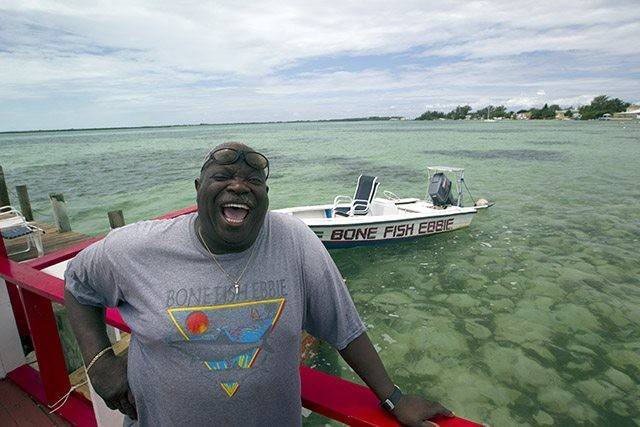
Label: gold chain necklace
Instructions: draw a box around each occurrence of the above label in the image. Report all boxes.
[197,226,256,294]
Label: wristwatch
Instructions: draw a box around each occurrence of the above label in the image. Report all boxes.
[380,385,403,412]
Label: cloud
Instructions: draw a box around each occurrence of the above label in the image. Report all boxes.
[1,1,639,130]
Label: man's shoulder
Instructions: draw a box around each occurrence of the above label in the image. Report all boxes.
[267,211,313,236]
[266,211,325,257]
[102,213,193,251]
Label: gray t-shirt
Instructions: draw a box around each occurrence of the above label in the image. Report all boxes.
[65,211,365,427]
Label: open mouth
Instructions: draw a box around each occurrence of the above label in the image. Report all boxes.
[221,203,251,225]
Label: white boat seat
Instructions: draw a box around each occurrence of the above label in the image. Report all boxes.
[333,175,379,217]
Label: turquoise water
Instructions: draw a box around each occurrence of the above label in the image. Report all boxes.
[1,121,639,425]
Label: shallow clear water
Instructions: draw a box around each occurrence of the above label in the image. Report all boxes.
[1,121,639,425]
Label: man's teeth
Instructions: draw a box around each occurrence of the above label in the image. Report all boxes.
[222,203,250,224]
[222,203,250,210]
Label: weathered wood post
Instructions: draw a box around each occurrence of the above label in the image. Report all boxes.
[107,209,125,229]
[49,193,71,232]
[16,185,33,221]
[0,165,10,207]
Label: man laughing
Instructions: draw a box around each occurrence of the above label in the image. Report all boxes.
[64,142,454,426]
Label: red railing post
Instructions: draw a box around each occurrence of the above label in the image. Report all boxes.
[18,287,71,405]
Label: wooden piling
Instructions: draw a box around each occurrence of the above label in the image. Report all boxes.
[16,185,33,221]
[0,165,10,207]
[107,210,125,229]
[49,193,71,232]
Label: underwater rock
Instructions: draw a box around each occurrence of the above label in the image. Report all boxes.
[486,284,511,296]
[607,349,640,372]
[537,386,575,413]
[605,309,631,329]
[557,267,600,288]
[575,379,622,406]
[529,296,555,311]
[482,344,561,389]
[464,321,492,340]
[573,332,603,347]
[446,293,479,308]
[610,401,630,417]
[604,368,635,392]
[512,351,561,389]
[410,355,442,377]
[370,291,413,306]
[490,298,515,312]
[566,403,598,424]
[415,319,469,359]
[397,307,430,323]
[554,304,600,333]
[521,342,556,362]
[494,313,551,344]
[567,344,597,357]
[533,410,554,425]
[489,407,520,426]
[568,260,596,275]
[523,279,567,300]
[595,263,625,283]
[566,360,593,372]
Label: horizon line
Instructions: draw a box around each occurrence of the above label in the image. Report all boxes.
[0,116,410,134]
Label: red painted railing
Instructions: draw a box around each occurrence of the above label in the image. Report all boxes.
[1,207,481,426]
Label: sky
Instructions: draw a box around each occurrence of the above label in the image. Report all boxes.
[1,1,639,131]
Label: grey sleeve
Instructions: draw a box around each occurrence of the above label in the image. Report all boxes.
[64,236,125,308]
[300,224,366,350]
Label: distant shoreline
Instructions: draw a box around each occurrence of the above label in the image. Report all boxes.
[0,116,406,135]
[2,115,635,135]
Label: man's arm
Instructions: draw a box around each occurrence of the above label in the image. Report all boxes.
[65,289,137,420]
[339,332,454,427]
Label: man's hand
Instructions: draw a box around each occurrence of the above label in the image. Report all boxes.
[88,352,138,420]
[391,394,454,427]
[338,333,455,426]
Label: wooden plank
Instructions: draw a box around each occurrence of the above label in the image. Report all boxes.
[0,378,67,426]
[5,221,92,262]
[0,403,19,426]
[7,365,95,427]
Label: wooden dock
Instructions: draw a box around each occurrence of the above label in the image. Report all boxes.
[0,378,69,426]
[5,221,92,262]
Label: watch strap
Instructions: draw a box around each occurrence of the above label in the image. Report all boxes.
[380,385,403,411]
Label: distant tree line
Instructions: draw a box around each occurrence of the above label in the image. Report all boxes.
[577,95,629,120]
[415,95,632,121]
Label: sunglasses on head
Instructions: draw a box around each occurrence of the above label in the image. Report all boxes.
[202,148,270,180]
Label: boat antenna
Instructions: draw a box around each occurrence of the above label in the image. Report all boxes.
[461,177,477,206]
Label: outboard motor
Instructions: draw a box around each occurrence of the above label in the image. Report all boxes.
[428,172,458,207]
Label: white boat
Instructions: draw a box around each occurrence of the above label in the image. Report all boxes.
[275,167,491,248]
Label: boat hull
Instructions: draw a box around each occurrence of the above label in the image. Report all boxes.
[309,211,475,248]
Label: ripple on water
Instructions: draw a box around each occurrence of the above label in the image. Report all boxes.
[423,149,566,161]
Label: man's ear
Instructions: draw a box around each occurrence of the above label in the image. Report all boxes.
[266,185,269,193]
[195,178,200,191]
